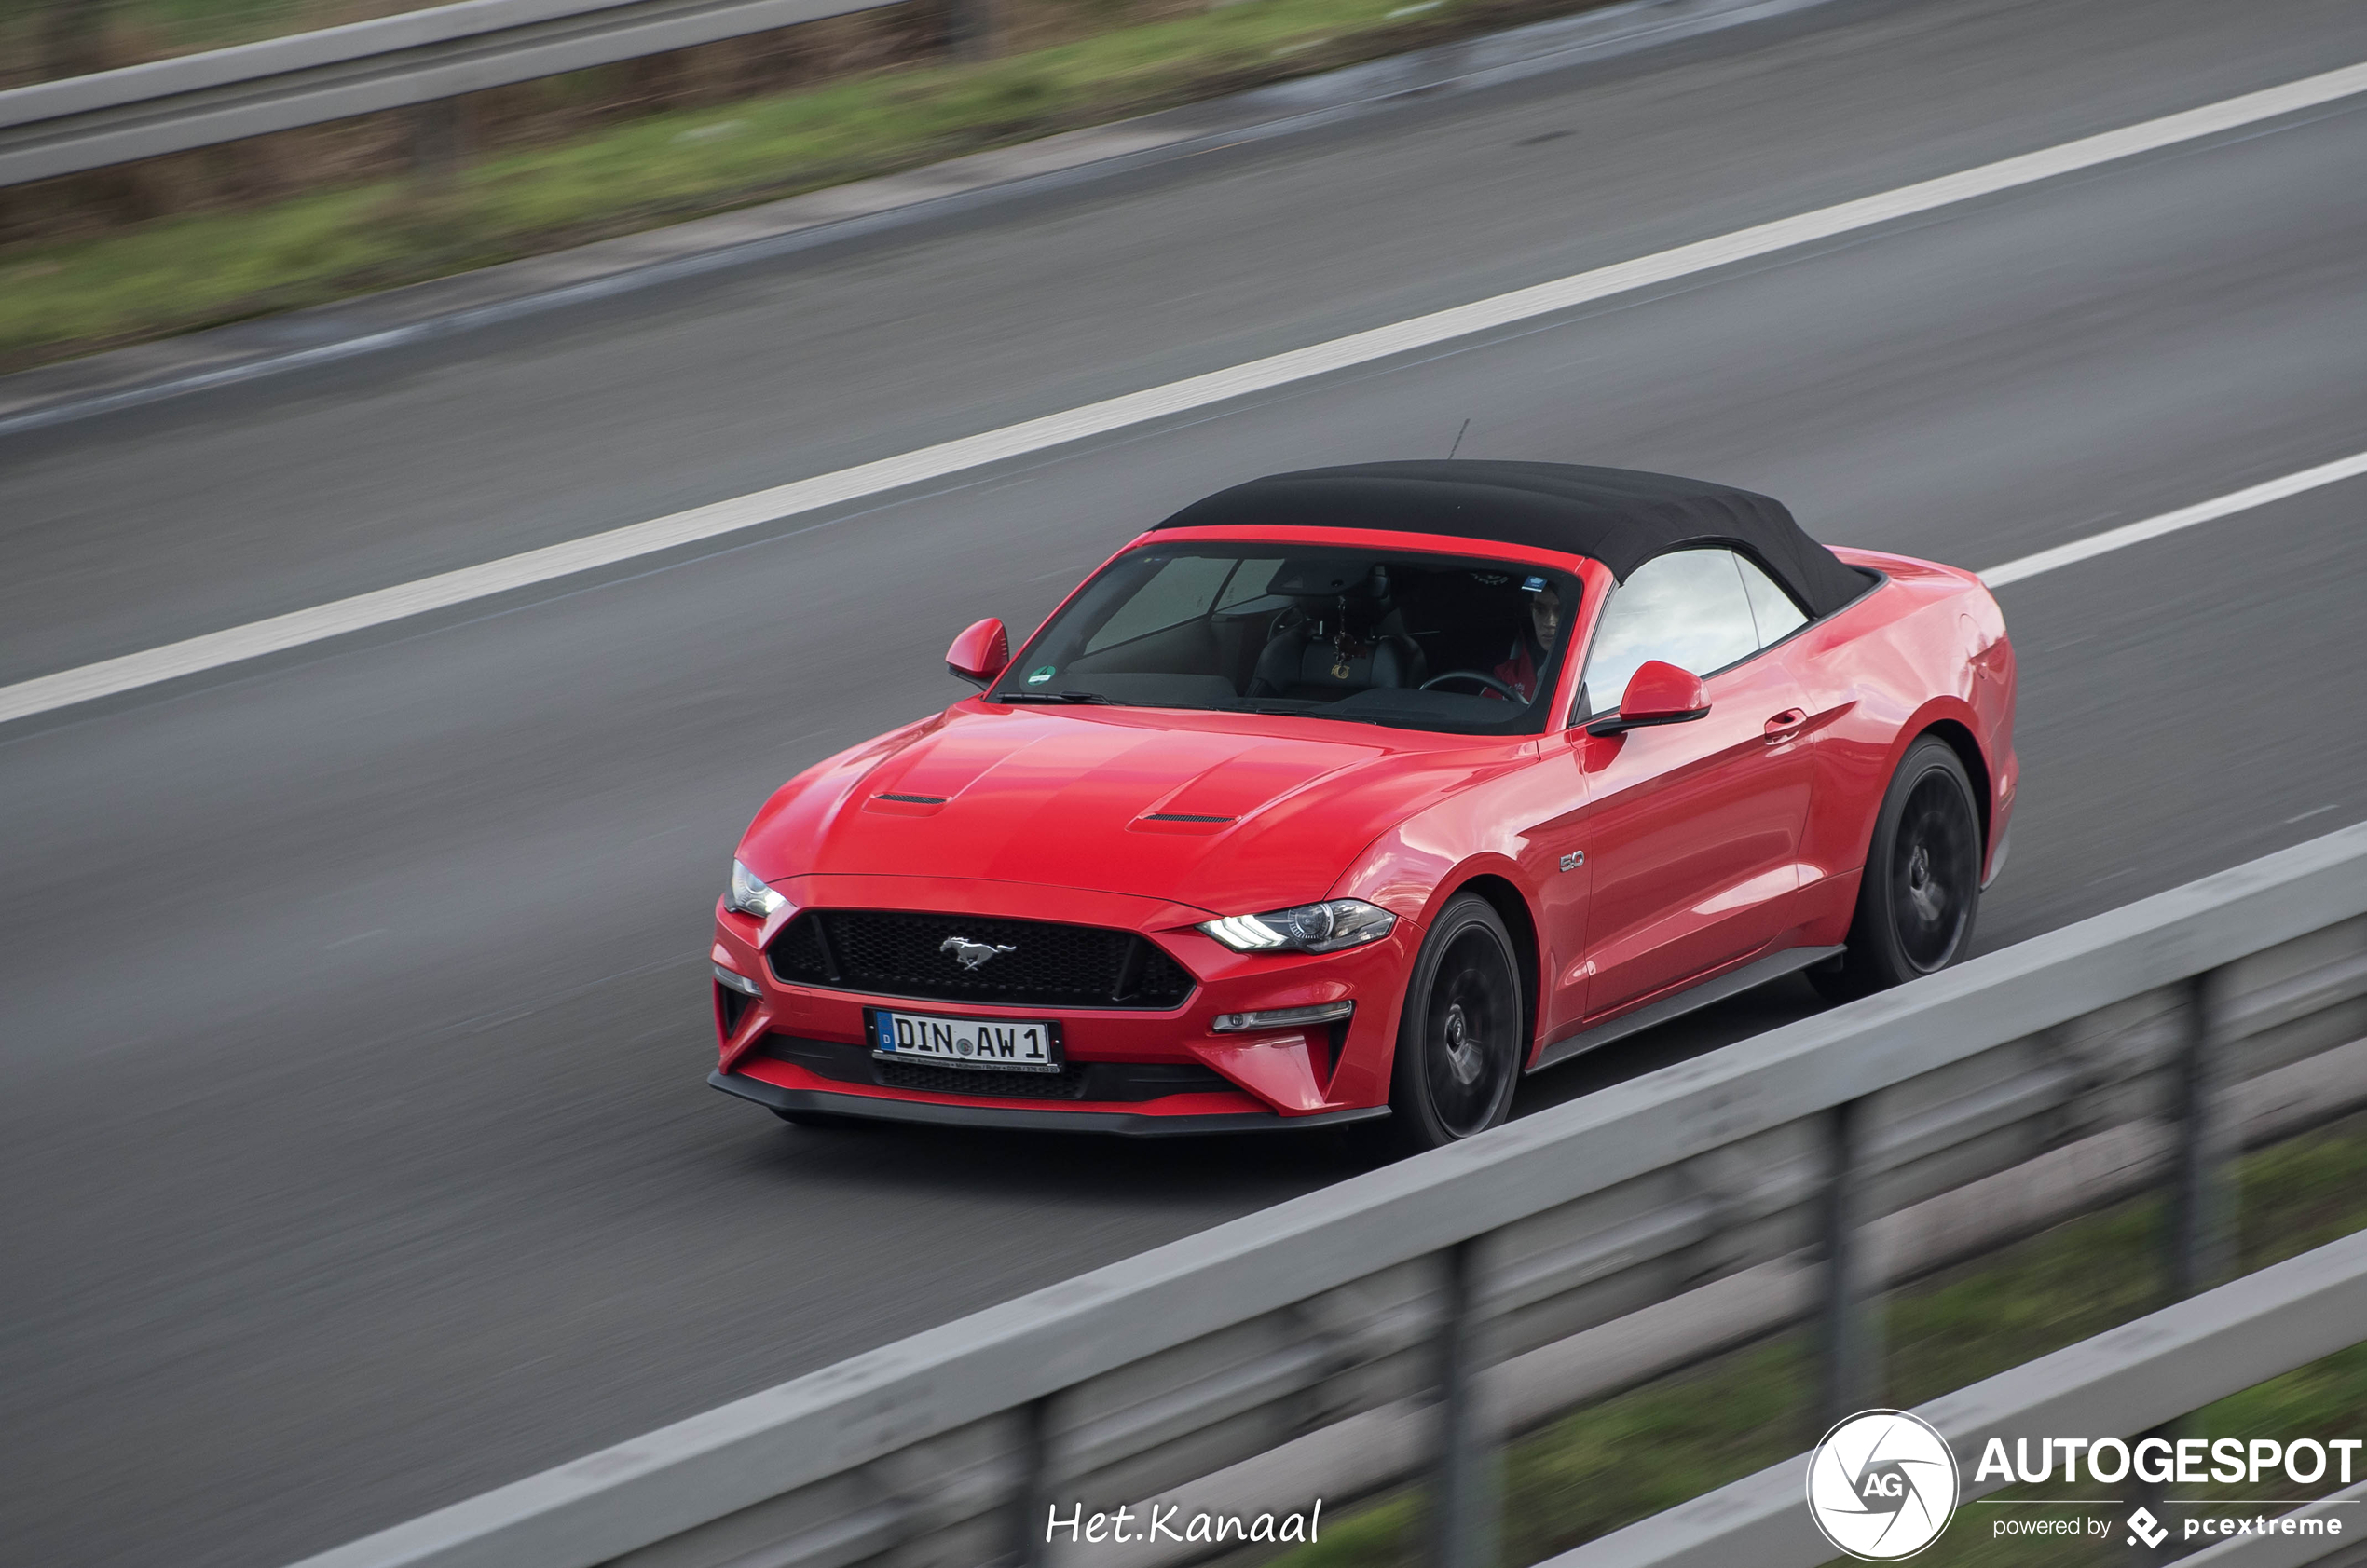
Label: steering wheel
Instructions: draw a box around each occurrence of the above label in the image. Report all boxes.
[1419,670,1523,701]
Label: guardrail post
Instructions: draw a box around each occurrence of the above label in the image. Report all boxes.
[2130,970,2237,1561]
[1815,1094,1881,1431]
[2167,969,2237,1300]
[1006,1393,1051,1568]
[1429,1237,1497,1568]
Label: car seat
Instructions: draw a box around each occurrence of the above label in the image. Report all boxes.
[1246,560,1427,701]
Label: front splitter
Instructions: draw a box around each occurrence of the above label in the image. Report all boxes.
[709,1070,1389,1137]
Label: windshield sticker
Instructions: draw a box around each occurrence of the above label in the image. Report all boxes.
[1026,665,1058,685]
[1523,575,1549,593]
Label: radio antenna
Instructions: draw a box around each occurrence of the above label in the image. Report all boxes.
[1447,418,1471,459]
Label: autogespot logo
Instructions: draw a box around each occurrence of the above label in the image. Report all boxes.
[1807,1410,1962,1561]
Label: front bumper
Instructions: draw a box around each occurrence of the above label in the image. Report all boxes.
[710,875,1416,1127]
[711,1070,1390,1136]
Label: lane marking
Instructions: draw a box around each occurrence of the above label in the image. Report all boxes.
[1977,451,2367,587]
[4,60,2365,728]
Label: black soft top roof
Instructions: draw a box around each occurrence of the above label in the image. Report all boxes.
[1151,460,1869,618]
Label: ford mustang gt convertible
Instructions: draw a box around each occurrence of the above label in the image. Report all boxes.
[708,462,2017,1151]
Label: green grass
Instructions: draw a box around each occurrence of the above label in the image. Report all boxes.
[2,0,1546,369]
[1266,1115,2367,1568]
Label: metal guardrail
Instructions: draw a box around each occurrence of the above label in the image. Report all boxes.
[288,821,2367,1568]
[1064,1030,2367,1566]
[0,0,914,187]
[1552,1226,2367,1567]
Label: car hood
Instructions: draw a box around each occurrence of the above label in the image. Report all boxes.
[739,703,1521,918]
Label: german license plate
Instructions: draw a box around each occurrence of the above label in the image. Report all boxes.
[869,1009,1061,1073]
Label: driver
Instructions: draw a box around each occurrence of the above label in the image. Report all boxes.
[1490,583,1559,702]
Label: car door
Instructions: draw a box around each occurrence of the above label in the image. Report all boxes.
[1568,548,1819,1022]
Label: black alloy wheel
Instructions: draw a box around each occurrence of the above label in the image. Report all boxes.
[1381,893,1524,1153]
[1813,735,1983,1001]
[1891,767,1980,972]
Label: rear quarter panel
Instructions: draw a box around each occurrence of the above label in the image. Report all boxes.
[1802,550,2018,918]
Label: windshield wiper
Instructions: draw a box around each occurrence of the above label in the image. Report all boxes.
[992,689,1114,704]
[1231,702,1382,725]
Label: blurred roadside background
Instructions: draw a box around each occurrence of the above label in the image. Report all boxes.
[0,0,1606,372]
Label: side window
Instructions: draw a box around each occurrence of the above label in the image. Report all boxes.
[1736,554,1809,646]
[1085,555,1237,652]
[1580,548,1759,713]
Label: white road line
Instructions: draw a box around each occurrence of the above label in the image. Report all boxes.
[1977,451,2367,587]
[5,61,2366,728]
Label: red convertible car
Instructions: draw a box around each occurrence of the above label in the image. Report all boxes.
[709,463,2017,1150]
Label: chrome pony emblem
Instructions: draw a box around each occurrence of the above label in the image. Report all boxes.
[939,935,1018,971]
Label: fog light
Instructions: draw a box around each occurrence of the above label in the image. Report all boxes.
[713,963,760,997]
[1211,1001,1353,1033]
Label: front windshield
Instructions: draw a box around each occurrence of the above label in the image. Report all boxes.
[989,545,1583,735]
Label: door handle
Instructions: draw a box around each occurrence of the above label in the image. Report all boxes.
[1763,708,1808,744]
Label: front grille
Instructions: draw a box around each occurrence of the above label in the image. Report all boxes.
[766,911,1195,1009]
[757,1035,1234,1103]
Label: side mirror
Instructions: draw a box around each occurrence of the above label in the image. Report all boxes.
[1585,660,1710,736]
[945,617,1010,688]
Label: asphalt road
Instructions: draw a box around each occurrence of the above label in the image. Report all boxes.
[4,0,2366,1563]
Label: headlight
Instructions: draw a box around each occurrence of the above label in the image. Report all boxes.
[726,859,787,919]
[1197,899,1396,954]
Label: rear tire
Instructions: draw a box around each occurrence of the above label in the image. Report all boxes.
[1813,735,1983,1002]
[1375,893,1524,1155]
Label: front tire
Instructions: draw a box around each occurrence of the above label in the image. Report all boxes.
[1813,735,1983,1002]
[1377,893,1524,1155]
